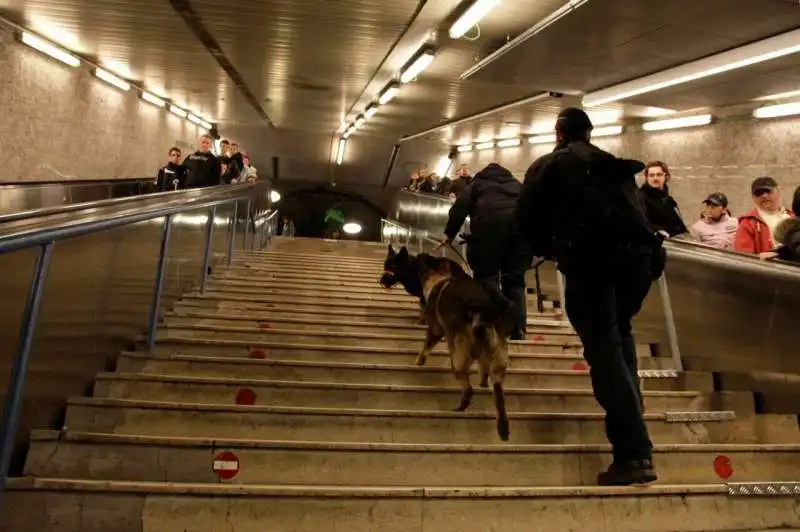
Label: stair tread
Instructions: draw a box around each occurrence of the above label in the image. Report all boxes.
[30,429,800,452]
[98,371,698,396]
[67,396,730,421]
[6,477,736,498]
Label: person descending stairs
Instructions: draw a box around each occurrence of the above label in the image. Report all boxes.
[2,236,800,531]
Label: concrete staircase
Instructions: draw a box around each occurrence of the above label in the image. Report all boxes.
[3,236,800,531]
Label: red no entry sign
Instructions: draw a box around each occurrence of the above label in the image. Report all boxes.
[213,451,240,480]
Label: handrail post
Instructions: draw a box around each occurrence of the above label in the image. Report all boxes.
[556,269,566,315]
[0,242,54,507]
[200,206,216,294]
[244,199,252,252]
[147,215,173,353]
[534,264,544,313]
[657,273,683,372]
[228,200,239,266]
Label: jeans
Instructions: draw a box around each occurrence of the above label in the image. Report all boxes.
[466,219,533,335]
[563,251,654,462]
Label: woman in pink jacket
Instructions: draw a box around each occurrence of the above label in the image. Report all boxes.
[690,192,738,250]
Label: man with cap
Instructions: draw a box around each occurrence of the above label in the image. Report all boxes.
[516,107,662,486]
[690,192,738,250]
[734,177,794,255]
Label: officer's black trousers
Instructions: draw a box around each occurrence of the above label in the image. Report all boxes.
[563,252,654,463]
[466,219,532,336]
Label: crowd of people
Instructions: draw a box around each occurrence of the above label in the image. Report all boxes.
[411,149,800,263]
[155,134,259,191]
[436,107,798,487]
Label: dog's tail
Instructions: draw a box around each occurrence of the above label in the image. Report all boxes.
[470,312,491,342]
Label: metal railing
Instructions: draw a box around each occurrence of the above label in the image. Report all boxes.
[0,182,278,506]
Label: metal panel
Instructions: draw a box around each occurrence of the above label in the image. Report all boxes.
[0,179,154,216]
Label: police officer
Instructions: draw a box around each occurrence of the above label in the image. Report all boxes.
[443,163,533,340]
[516,108,662,486]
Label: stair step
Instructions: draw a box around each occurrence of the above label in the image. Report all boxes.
[94,372,718,413]
[153,326,582,355]
[26,430,800,486]
[116,353,701,391]
[199,283,419,303]
[5,478,799,532]
[63,397,796,445]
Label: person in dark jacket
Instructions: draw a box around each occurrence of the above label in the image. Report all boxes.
[449,164,473,197]
[640,161,687,237]
[156,147,186,191]
[516,107,659,486]
[769,186,800,263]
[443,163,533,340]
[182,134,221,188]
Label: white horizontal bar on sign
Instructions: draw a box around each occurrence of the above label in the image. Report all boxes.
[583,28,800,107]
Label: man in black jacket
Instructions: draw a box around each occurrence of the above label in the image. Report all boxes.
[443,163,533,340]
[156,147,186,191]
[516,107,660,486]
[183,134,221,188]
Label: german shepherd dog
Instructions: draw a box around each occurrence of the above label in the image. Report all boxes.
[381,246,510,441]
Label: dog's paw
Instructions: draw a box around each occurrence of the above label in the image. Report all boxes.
[414,355,427,366]
[497,415,510,442]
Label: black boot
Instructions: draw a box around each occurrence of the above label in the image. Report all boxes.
[597,460,657,486]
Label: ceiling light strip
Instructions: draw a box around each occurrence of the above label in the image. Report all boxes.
[529,134,557,145]
[755,89,800,102]
[379,82,400,105]
[336,138,348,165]
[460,0,591,80]
[584,28,800,107]
[20,31,80,67]
[169,105,188,118]
[475,141,495,150]
[497,137,521,148]
[450,0,502,39]
[642,114,712,132]
[365,104,379,118]
[592,125,624,137]
[399,92,550,143]
[400,47,436,84]
[141,91,166,107]
[94,68,131,91]
[753,102,800,119]
[457,144,473,153]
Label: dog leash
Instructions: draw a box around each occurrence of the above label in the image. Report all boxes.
[432,241,470,271]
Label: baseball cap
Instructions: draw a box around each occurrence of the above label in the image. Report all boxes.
[751,176,778,195]
[702,192,728,207]
[556,107,593,140]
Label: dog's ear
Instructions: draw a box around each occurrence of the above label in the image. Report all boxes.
[435,260,452,276]
[387,245,395,258]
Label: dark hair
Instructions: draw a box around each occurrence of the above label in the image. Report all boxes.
[168,147,181,155]
[221,139,230,144]
[644,161,670,180]
[792,185,800,215]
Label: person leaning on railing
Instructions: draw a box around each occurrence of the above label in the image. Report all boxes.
[762,185,800,263]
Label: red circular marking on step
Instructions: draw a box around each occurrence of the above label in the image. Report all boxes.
[533,335,546,341]
[249,349,266,359]
[713,455,734,480]
[235,388,257,406]
[259,323,271,330]
[213,451,240,480]
[572,361,588,371]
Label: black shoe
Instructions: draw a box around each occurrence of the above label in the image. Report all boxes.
[597,460,657,486]
[509,329,526,341]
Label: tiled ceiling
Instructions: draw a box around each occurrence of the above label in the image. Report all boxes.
[2,0,800,184]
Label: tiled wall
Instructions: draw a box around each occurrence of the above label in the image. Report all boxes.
[454,117,800,218]
[0,26,206,182]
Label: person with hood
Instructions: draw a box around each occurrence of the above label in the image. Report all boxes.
[182,134,221,188]
[443,163,533,340]
[762,185,800,263]
[640,161,687,237]
[735,176,794,256]
[516,107,662,487]
[690,192,738,249]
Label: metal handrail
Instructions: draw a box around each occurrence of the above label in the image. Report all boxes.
[0,182,278,508]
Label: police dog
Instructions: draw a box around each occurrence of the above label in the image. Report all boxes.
[388,248,510,441]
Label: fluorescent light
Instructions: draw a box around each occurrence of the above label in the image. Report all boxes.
[365,104,378,118]
[94,68,130,91]
[169,105,188,118]
[450,0,502,39]
[400,48,436,83]
[457,144,473,153]
[343,222,362,235]
[343,124,356,138]
[592,125,624,137]
[642,114,712,132]
[587,110,622,126]
[755,89,800,102]
[528,134,557,145]
[20,32,80,67]
[199,120,213,130]
[141,91,166,107]
[270,190,281,203]
[336,138,348,165]
[187,113,203,125]
[475,141,495,150]
[497,137,521,148]
[583,28,800,107]
[354,114,366,127]
[753,102,800,119]
[378,82,400,105]
[434,156,452,176]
